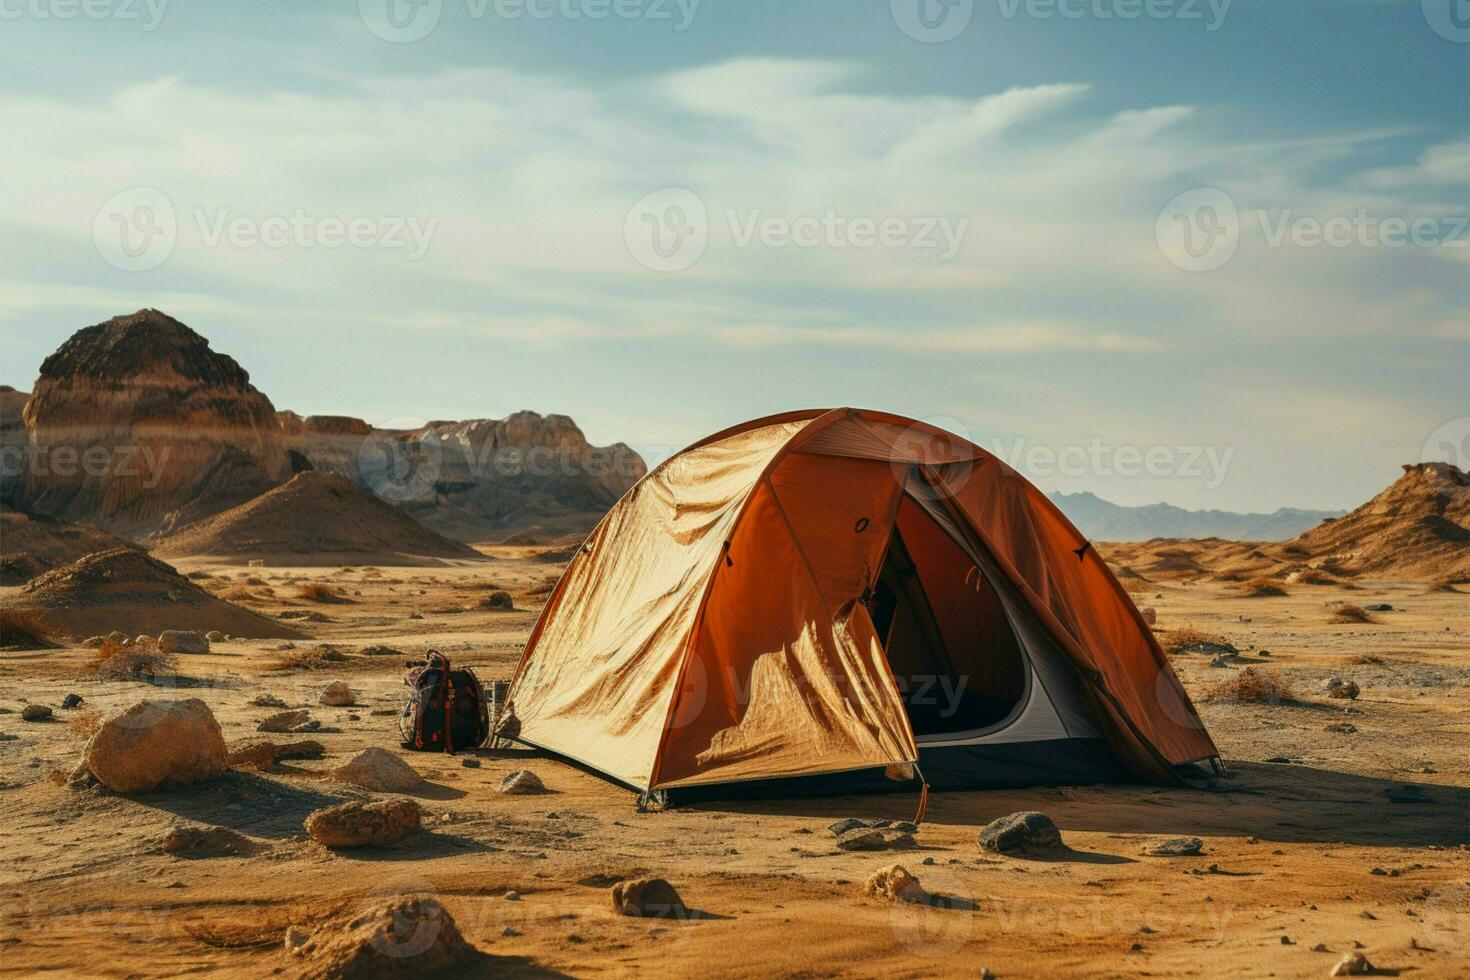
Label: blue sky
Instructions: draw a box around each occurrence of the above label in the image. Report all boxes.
[2,0,1466,512]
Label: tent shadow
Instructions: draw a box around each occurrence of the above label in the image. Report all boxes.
[686,761,1469,848]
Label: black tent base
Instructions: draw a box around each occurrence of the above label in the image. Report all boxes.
[659,737,1137,806]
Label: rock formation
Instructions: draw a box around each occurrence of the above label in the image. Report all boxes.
[14,309,291,537]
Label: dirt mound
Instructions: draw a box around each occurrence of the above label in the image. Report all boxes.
[1285,463,1469,579]
[152,472,484,565]
[0,548,302,640]
[0,505,135,583]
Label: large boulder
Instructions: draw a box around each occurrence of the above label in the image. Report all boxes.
[305,799,420,848]
[333,747,423,792]
[84,698,228,793]
[610,878,687,918]
[288,895,479,979]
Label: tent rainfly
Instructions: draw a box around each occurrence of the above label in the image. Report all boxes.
[496,409,1219,805]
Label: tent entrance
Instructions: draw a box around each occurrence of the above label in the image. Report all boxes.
[868,494,1029,739]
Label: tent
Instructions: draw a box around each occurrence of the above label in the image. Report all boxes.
[496,409,1219,804]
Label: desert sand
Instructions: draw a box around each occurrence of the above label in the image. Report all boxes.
[1,543,1466,978]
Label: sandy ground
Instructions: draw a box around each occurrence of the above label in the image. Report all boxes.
[1,551,1466,978]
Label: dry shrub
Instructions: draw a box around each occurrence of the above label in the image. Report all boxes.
[1240,577,1289,597]
[1205,667,1293,704]
[1349,654,1385,665]
[296,582,351,604]
[266,644,349,672]
[89,636,177,680]
[67,709,102,737]
[0,608,58,649]
[1330,604,1378,624]
[1291,569,1339,586]
[1159,626,1232,655]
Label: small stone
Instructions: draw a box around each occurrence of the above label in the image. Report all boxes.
[82,635,106,648]
[158,630,209,654]
[828,817,870,836]
[1325,722,1358,734]
[978,811,1062,855]
[60,693,84,710]
[1258,649,1271,657]
[206,631,227,643]
[161,824,253,857]
[1281,935,1293,944]
[922,856,936,865]
[478,591,514,611]
[304,799,420,848]
[611,878,686,918]
[837,827,914,851]
[863,864,928,903]
[460,757,480,768]
[1140,606,1157,626]
[1141,837,1204,857]
[227,738,325,770]
[1210,653,1236,668]
[283,926,310,952]
[503,890,520,902]
[319,681,355,707]
[21,704,52,722]
[249,693,287,708]
[1324,678,1360,700]
[1312,943,1329,952]
[1364,603,1392,612]
[500,770,546,794]
[1330,952,1373,976]
[333,747,423,791]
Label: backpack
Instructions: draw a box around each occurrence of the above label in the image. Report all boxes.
[399,651,489,753]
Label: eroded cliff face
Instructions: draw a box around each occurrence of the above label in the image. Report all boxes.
[279,410,646,541]
[14,310,291,537]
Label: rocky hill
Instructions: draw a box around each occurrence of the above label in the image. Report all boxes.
[153,472,484,565]
[12,310,291,537]
[0,504,136,584]
[1049,490,1340,542]
[8,310,645,544]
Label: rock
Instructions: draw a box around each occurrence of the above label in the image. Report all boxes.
[82,635,106,648]
[1324,722,1358,734]
[1330,952,1373,976]
[978,811,1063,855]
[1258,649,1271,657]
[205,630,227,643]
[1141,837,1204,857]
[257,709,311,733]
[21,704,52,722]
[1140,606,1156,626]
[158,630,209,654]
[227,738,325,770]
[283,926,310,952]
[60,693,84,710]
[304,799,421,848]
[249,693,287,708]
[836,827,915,851]
[477,590,515,611]
[360,644,401,657]
[333,747,424,792]
[460,757,480,768]
[0,733,18,742]
[1325,678,1361,700]
[828,817,870,836]
[611,878,687,918]
[500,769,546,794]
[1210,653,1236,668]
[1364,603,1392,612]
[863,864,928,903]
[289,895,477,976]
[84,698,227,793]
[161,824,253,857]
[319,681,355,707]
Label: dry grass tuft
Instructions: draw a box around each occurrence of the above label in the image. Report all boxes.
[1159,626,1232,655]
[1240,576,1289,598]
[266,644,350,672]
[1349,654,1386,665]
[88,637,177,680]
[295,582,351,604]
[0,608,59,649]
[1204,667,1293,704]
[1330,604,1378,625]
[1290,568,1339,586]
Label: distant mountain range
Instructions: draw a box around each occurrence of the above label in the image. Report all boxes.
[1047,490,1342,542]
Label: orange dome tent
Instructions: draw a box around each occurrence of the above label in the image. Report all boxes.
[496,409,1218,803]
